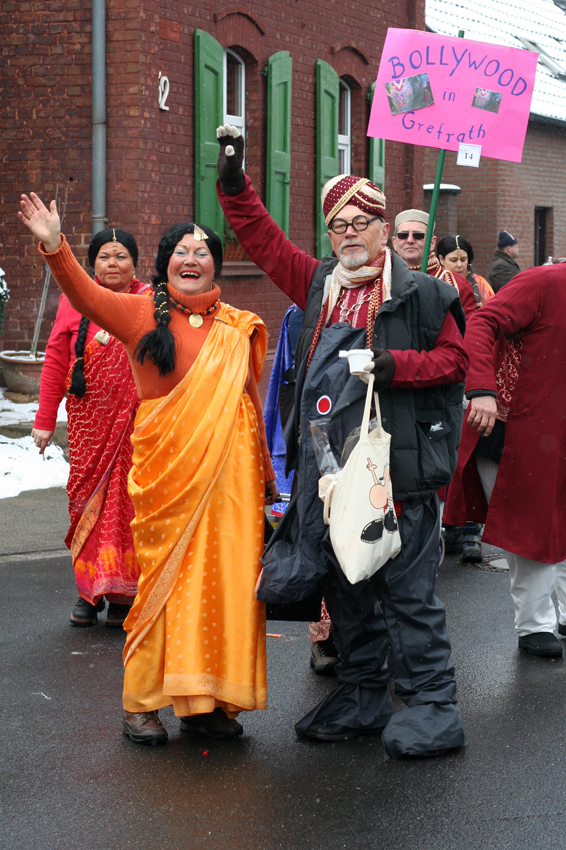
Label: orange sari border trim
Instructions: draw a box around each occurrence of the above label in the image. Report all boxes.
[163,673,267,710]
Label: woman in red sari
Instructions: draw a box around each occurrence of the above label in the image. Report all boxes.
[31,229,150,627]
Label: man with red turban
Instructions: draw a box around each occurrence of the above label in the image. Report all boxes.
[216,125,468,758]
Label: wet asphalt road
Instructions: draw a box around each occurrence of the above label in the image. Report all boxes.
[2,489,566,849]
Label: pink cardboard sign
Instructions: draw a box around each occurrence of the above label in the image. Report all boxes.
[368,29,538,163]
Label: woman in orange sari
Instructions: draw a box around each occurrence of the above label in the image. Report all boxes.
[20,193,276,746]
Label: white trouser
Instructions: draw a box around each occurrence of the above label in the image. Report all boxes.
[476,456,566,636]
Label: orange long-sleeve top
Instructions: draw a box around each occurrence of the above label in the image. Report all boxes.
[40,235,275,482]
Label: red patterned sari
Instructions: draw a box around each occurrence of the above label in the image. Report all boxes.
[65,333,142,604]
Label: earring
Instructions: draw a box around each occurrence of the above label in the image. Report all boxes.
[132,270,136,281]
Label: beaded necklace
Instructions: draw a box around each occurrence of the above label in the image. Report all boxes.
[169,294,220,328]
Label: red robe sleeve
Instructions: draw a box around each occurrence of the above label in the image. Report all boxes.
[464,268,545,395]
[389,310,468,388]
[217,176,320,310]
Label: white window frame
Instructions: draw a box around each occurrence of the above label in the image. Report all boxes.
[223,48,246,138]
[338,79,351,175]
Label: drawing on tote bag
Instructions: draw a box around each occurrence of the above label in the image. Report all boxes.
[360,460,398,543]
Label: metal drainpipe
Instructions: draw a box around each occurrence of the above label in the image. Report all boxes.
[92,0,106,236]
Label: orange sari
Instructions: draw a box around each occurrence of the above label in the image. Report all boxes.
[122,305,268,718]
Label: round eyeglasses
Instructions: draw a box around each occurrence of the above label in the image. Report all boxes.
[329,215,382,235]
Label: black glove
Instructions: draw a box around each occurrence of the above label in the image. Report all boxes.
[370,348,395,390]
[216,124,245,195]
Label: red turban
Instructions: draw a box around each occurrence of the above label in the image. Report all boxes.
[321,175,386,227]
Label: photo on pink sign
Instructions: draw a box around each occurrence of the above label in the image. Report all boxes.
[472,88,502,113]
[385,73,435,115]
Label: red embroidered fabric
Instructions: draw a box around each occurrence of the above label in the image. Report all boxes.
[495,333,523,421]
[64,336,140,604]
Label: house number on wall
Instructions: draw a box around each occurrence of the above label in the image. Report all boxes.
[158,72,170,111]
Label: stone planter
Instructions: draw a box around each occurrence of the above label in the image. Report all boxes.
[0,350,46,395]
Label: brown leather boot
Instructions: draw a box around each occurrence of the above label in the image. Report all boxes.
[122,711,168,745]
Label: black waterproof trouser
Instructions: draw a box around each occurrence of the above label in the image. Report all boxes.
[295,497,465,756]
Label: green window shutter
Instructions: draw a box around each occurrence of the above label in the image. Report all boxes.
[194,30,224,240]
[316,60,339,258]
[368,82,385,191]
[266,51,292,236]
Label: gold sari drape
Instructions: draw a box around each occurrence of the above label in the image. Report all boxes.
[122,306,267,717]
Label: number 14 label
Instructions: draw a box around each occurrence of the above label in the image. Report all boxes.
[457,143,481,168]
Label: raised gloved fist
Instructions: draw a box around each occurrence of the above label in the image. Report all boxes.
[370,347,395,390]
[216,124,245,195]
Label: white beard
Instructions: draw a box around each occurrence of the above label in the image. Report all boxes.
[338,244,370,270]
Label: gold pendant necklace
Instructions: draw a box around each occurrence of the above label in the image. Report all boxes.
[169,295,220,326]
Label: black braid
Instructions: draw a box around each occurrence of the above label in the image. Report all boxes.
[134,279,176,375]
[68,315,91,397]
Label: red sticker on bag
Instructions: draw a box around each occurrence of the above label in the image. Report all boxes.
[317,395,332,415]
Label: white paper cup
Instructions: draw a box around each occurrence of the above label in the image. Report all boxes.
[339,348,373,375]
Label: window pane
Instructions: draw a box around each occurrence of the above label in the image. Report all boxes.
[226,52,242,117]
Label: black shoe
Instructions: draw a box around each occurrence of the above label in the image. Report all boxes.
[122,710,168,746]
[70,597,105,626]
[180,708,243,738]
[310,638,340,676]
[559,623,566,637]
[461,526,483,564]
[442,524,463,556]
[106,603,131,628]
[304,722,381,742]
[518,633,563,657]
[401,746,463,759]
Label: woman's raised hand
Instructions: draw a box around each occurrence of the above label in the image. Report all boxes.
[18,192,62,253]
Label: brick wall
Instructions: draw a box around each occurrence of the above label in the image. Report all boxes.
[423,119,566,278]
[0,0,93,350]
[1,0,425,359]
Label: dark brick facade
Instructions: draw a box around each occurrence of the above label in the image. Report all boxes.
[1,0,425,364]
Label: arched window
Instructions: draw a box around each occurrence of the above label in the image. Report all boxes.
[338,79,351,175]
[224,49,246,139]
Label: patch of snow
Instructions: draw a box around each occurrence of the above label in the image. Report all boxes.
[0,387,67,424]
[0,435,69,499]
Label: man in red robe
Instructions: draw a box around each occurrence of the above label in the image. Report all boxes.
[444,263,566,658]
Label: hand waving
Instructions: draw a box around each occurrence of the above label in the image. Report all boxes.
[216,124,245,195]
[18,192,62,253]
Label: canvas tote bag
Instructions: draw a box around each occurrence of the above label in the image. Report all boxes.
[318,372,402,584]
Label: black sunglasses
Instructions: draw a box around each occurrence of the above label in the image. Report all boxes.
[395,231,426,241]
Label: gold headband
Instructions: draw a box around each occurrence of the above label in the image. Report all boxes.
[194,224,209,242]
